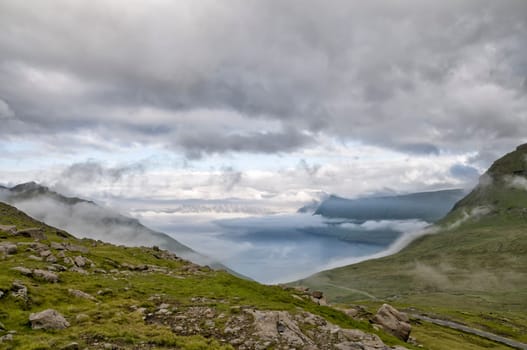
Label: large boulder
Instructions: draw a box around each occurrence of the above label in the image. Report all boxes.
[29,309,70,330]
[371,304,411,341]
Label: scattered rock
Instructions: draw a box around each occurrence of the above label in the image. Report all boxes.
[0,321,5,330]
[40,250,52,257]
[68,289,96,301]
[311,291,324,299]
[65,243,89,254]
[29,309,70,330]
[69,267,88,274]
[0,243,17,254]
[11,266,32,276]
[371,304,412,341]
[74,256,88,267]
[46,254,58,263]
[15,227,47,240]
[11,281,28,300]
[0,225,16,234]
[52,264,68,271]
[51,242,65,250]
[0,334,13,343]
[33,269,59,283]
[61,342,79,350]
[28,255,43,261]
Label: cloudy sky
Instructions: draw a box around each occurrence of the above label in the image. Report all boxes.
[1,0,527,212]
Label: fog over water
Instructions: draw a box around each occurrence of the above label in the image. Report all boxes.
[138,211,430,283]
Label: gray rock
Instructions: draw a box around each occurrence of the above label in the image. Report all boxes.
[40,250,52,257]
[61,342,79,350]
[33,269,59,283]
[68,289,96,301]
[29,309,70,330]
[0,334,13,343]
[15,227,47,240]
[0,225,16,234]
[65,244,89,254]
[74,256,87,267]
[28,255,43,261]
[11,266,32,276]
[371,304,411,341]
[0,243,17,254]
[69,267,88,274]
[46,254,58,263]
[51,242,66,250]
[11,281,28,300]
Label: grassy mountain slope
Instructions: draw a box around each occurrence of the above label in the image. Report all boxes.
[0,183,229,270]
[0,201,420,350]
[295,145,527,344]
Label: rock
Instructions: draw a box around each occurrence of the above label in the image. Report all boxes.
[73,255,91,267]
[69,267,88,274]
[11,281,28,300]
[0,321,5,330]
[11,266,32,276]
[52,264,68,271]
[29,309,70,330]
[15,227,47,240]
[40,250,52,257]
[65,243,89,254]
[61,342,79,350]
[50,242,65,250]
[28,255,43,261]
[0,225,16,234]
[33,269,59,283]
[0,334,13,343]
[247,309,314,348]
[46,254,58,263]
[68,289,96,301]
[0,243,17,254]
[57,251,66,258]
[371,304,411,341]
[311,291,324,299]
[74,255,86,267]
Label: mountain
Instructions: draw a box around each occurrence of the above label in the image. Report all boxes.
[294,145,527,346]
[314,189,465,222]
[0,182,221,269]
[0,200,415,349]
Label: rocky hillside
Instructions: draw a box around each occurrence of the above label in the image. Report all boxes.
[0,201,415,350]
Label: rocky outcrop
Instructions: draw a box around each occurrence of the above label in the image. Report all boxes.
[371,304,411,341]
[29,309,70,330]
[147,301,408,350]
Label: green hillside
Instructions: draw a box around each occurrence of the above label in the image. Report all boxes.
[295,145,527,345]
[0,201,420,350]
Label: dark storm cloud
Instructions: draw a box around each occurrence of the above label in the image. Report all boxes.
[1,0,527,158]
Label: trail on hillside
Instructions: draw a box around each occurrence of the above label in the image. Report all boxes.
[412,314,527,350]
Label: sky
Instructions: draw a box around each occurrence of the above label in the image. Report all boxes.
[1,0,527,213]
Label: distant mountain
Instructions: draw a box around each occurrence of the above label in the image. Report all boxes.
[0,182,227,270]
[314,189,465,222]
